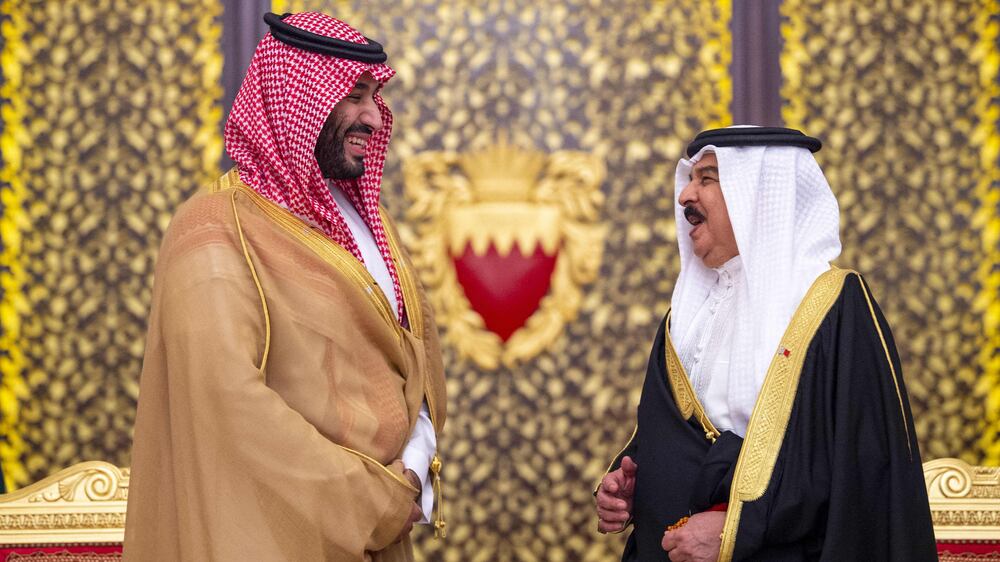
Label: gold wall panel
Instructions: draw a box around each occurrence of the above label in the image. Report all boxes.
[781,0,999,463]
[278,1,730,559]
[0,0,223,487]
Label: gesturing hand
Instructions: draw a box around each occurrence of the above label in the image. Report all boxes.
[595,455,637,533]
[661,510,725,562]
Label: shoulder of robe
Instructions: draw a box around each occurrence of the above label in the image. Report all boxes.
[165,168,252,234]
[157,175,247,267]
[823,266,866,302]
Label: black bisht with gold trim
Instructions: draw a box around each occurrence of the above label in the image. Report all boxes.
[604,270,937,561]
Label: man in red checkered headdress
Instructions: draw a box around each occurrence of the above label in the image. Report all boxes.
[124,12,447,561]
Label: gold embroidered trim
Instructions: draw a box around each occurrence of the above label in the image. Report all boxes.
[229,190,272,379]
[664,311,721,442]
[211,172,442,525]
[857,277,913,459]
[379,207,424,340]
[218,172,400,333]
[718,267,850,561]
[378,210,451,539]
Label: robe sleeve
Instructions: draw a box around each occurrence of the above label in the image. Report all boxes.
[154,237,417,555]
[816,274,937,560]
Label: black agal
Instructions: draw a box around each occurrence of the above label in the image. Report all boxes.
[263,12,388,64]
[686,127,822,157]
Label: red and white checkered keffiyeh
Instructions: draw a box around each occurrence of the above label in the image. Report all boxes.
[224,12,404,321]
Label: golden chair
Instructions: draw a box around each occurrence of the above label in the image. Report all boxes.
[0,462,127,561]
[925,457,1000,560]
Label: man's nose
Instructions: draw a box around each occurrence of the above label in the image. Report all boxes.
[360,100,383,132]
[678,180,696,206]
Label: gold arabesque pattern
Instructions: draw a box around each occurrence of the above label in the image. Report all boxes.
[280,1,730,559]
[780,0,999,464]
[0,0,223,486]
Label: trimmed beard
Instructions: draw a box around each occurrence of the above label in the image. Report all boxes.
[316,123,368,180]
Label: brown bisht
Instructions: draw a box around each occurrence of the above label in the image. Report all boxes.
[124,171,447,561]
[602,268,937,561]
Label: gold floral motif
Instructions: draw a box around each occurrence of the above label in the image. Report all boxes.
[973,0,1000,467]
[0,0,223,487]
[781,0,998,464]
[0,0,31,491]
[402,142,606,369]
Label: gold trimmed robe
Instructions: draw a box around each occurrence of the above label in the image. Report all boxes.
[124,171,446,562]
[602,268,936,561]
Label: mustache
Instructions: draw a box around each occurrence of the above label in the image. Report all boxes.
[684,205,705,225]
[345,124,373,136]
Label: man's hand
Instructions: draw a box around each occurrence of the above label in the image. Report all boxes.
[661,511,726,562]
[403,468,422,496]
[394,501,423,543]
[389,460,424,543]
[595,455,637,533]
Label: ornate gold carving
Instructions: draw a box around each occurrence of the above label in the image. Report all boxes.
[402,142,607,369]
[0,461,128,545]
[0,513,126,530]
[719,268,851,561]
[8,553,122,562]
[26,465,128,504]
[924,457,1000,541]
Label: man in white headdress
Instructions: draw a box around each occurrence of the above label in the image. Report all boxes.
[594,127,937,561]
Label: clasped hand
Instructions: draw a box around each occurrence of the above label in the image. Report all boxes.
[661,511,725,562]
[391,460,423,543]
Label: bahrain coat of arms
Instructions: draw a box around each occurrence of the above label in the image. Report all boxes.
[401,142,606,369]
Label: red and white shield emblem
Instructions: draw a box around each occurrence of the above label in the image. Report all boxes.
[403,142,606,368]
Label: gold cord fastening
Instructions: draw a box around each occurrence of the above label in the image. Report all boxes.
[431,454,446,538]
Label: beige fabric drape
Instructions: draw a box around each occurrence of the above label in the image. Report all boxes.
[124,171,446,561]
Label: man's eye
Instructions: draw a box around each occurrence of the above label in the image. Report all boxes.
[347,94,361,100]
[701,176,716,184]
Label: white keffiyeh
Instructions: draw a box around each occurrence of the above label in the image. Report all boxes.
[670,132,842,436]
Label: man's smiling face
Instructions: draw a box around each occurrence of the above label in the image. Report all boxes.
[678,152,739,268]
[315,72,383,180]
